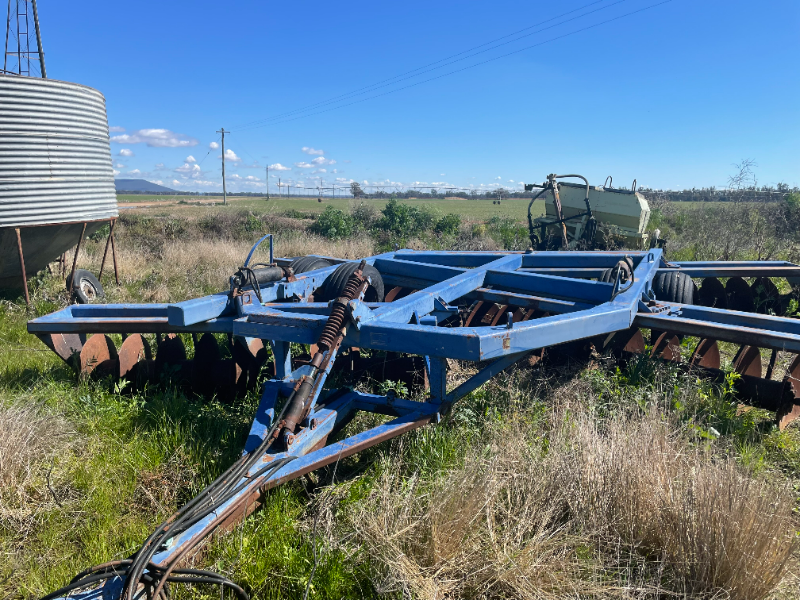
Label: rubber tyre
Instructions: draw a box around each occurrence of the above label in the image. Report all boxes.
[599,268,615,283]
[289,256,332,274]
[67,269,105,304]
[599,258,633,284]
[652,271,694,304]
[320,262,384,303]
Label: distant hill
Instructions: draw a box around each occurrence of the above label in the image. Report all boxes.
[115,179,181,193]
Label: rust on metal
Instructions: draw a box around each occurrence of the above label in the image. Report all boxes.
[98,218,117,281]
[68,222,88,294]
[118,333,149,379]
[690,338,721,369]
[79,334,117,376]
[733,345,762,378]
[38,332,84,362]
[14,228,30,306]
[651,332,682,362]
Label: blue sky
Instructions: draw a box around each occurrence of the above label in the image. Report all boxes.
[38,0,799,193]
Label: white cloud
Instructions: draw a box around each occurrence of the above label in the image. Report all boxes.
[224,149,241,162]
[209,141,219,150]
[154,180,163,186]
[496,176,502,180]
[313,168,327,174]
[269,163,291,171]
[111,129,198,148]
[112,169,120,176]
[185,155,197,163]
[294,161,314,168]
[440,173,445,176]
[118,148,134,157]
[229,174,242,181]
[154,163,165,170]
[114,162,126,168]
[302,146,324,155]
[331,169,339,174]
[245,175,260,181]
[128,169,141,175]
[172,179,182,186]
[109,126,125,133]
[311,156,336,166]
[175,162,202,176]
[336,177,351,183]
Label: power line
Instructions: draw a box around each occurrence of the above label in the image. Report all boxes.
[230,0,620,131]
[232,0,673,133]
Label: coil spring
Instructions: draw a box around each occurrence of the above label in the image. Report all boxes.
[317,265,367,351]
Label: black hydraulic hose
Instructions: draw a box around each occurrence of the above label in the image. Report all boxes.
[46,395,298,600]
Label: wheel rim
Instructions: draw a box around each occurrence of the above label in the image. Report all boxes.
[79,277,97,301]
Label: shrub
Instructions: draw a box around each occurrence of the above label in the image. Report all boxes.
[377,198,417,234]
[311,206,354,239]
[434,213,461,235]
[377,199,441,235]
[350,202,380,231]
[244,213,264,233]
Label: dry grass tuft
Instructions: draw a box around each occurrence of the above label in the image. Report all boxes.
[350,406,797,599]
[0,402,71,521]
[129,449,199,516]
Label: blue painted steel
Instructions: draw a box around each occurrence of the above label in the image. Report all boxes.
[242,233,274,267]
[30,245,800,600]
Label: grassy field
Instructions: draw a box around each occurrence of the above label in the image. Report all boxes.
[118,193,546,222]
[2,200,800,599]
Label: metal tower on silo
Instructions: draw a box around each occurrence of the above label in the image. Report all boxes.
[4,0,46,77]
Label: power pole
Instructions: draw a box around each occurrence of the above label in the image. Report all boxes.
[278,177,281,197]
[266,165,269,199]
[217,127,227,205]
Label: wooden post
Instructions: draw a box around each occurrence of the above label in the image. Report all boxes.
[14,228,30,306]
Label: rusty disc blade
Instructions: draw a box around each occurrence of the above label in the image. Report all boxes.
[751,277,781,315]
[465,301,492,327]
[490,304,510,326]
[776,354,800,430]
[785,354,800,401]
[80,334,118,376]
[155,333,187,378]
[651,332,681,362]
[690,338,721,369]
[39,333,85,362]
[726,277,755,313]
[733,345,762,377]
[118,334,150,379]
[596,328,644,356]
[193,333,221,393]
[697,277,727,309]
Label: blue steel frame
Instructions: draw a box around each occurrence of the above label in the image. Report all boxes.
[27,249,800,600]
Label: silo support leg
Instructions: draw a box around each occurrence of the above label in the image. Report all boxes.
[68,223,88,293]
[99,218,119,284]
[14,228,30,306]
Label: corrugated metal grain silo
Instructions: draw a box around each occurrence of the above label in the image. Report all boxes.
[0,74,118,296]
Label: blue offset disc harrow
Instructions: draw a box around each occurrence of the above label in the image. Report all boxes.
[28,234,800,599]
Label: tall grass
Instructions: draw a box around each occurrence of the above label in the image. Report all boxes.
[347,389,797,599]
